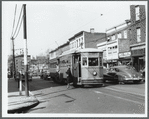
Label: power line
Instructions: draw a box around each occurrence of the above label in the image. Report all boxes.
[11,4,17,38]
[55,14,103,43]
[12,5,23,38]
[13,15,23,39]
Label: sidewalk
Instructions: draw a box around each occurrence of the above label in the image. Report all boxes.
[8,91,39,114]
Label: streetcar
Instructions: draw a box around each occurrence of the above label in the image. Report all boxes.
[49,48,104,87]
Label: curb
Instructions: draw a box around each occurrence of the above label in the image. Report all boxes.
[8,91,39,114]
[8,100,39,113]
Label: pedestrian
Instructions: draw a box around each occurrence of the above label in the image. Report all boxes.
[17,71,20,88]
[66,65,72,89]
[56,64,60,80]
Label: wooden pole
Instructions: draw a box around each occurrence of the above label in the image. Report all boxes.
[23,4,29,96]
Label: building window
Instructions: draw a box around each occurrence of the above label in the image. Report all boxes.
[124,30,127,38]
[81,37,83,47]
[112,35,115,40]
[70,43,72,49]
[79,38,81,47]
[137,28,141,42]
[73,42,74,48]
[129,29,132,39]
[135,6,140,21]
[118,33,122,38]
[107,36,110,41]
[74,41,76,48]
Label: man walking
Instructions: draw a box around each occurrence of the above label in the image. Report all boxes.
[66,65,72,89]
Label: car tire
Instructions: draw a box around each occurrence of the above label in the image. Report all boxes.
[133,80,141,84]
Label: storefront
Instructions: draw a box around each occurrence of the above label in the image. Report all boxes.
[131,45,145,71]
[118,51,131,65]
[106,40,119,68]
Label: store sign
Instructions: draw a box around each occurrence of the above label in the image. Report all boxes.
[119,52,131,58]
[131,48,145,56]
[88,53,99,56]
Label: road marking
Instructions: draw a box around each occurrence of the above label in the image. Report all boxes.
[105,87,145,97]
[94,90,144,105]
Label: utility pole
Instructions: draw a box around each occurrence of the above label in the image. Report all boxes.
[23,4,29,96]
[11,37,16,79]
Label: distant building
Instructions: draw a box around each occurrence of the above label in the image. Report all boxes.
[36,56,48,71]
[15,55,31,73]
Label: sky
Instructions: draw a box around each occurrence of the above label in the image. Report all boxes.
[2,1,147,57]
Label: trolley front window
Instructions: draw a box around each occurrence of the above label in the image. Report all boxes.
[88,58,98,66]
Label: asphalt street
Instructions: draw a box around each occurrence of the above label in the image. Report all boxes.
[8,77,146,114]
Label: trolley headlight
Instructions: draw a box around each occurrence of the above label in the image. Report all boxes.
[93,71,97,76]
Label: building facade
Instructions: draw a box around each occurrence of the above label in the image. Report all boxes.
[15,55,31,73]
[97,5,146,70]
[97,21,131,68]
[69,29,106,51]
[129,5,146,71]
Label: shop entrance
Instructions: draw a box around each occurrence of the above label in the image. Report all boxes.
[133,56,145,71]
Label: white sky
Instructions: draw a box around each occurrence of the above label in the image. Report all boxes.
[2,1,147,57]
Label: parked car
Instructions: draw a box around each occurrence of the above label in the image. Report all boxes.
[7,71,12,78]
[140,67,145,77]
[40,70,50,80]
[103,65,144,84]
[22,73,32,81]
[140,67,145,81]
[15,72,20,81]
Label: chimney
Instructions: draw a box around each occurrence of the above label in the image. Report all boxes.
[90,28,94,33]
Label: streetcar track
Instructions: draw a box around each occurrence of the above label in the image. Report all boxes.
[91,87,145,105]
[105,87,145,97]
[94,90,144,105]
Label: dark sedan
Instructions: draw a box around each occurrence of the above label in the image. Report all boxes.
[103,65,144,84]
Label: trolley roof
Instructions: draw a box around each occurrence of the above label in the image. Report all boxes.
[58,48,103,58]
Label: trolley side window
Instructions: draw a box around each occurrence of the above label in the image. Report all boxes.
[88,58,98,66]
[82,57,87,66]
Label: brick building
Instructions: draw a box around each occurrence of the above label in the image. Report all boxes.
[69,29,106,51]
[129,5,146,71]
[97,5,146,70]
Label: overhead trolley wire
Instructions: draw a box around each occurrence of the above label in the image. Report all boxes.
[55,14,103,44]
[13,15,24,39]
[12,5,23,39]
[11,4,17,38]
